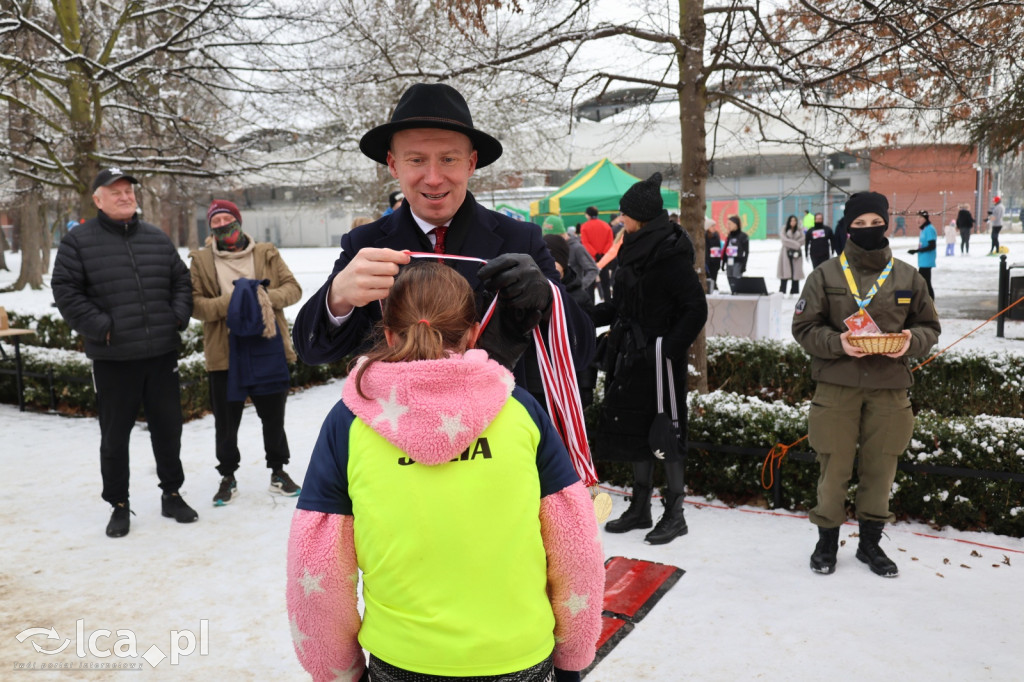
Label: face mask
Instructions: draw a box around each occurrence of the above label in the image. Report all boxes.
[814,221,823,228]
[848,225,887,250]
[212,221,243,249]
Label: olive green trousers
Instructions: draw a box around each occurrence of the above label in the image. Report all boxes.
[807,382,915,527]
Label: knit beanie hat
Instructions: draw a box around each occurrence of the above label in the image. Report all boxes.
[542,234,570,271]
[843,192,889,227]
[207,199,242,226]
[542,215,566,235]
[619,172,664,222]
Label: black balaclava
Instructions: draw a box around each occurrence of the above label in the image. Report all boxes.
[844,192,889,251]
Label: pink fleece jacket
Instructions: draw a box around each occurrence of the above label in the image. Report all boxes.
[286,350,604,679]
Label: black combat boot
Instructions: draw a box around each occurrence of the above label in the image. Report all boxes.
[644,492,688,545]
[809,526,840,574]
[856,520,899,577]
[605,485,653,533]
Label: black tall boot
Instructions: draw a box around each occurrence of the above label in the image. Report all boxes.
[809,526,840,574]
[856,520,899,577]
[644,492,688,545]
[605,485,653,533]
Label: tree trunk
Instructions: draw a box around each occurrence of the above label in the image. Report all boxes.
[9,67,46,290]
[0,225,9,272]
[679,0,709,394]
[10,188,47,290]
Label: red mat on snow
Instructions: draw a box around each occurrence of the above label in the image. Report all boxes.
[583,556,684,676]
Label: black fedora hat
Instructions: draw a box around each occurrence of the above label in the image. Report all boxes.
[359,83,503,168]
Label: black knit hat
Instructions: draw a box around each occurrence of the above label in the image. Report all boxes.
[359,83,503,168]
[844,192,890,227]
[619,172,664,222]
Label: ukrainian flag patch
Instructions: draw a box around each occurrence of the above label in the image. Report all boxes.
[895,289,912,305]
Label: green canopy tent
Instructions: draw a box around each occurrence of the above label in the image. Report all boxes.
[530,158,680,223]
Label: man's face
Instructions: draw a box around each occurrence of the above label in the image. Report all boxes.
[814,213,823,224]
[917,215,928,227]
[93,179,137,221]
[210,212,236,229]
[387,128,477,226]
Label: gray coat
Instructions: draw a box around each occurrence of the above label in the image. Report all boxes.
[776,227,805,280]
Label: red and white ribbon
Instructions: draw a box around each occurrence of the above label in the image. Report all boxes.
[532,282,598,486]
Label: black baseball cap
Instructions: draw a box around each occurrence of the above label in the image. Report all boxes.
[92,168,139,193]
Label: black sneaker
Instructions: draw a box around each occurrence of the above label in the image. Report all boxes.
[269,469,300,497]
[161,492,199,523]
[213,476,237,507]
[106,502,133,538]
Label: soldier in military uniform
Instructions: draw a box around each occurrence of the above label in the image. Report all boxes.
[792,191,940,578]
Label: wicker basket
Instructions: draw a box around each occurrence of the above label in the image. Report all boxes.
[849,333,906,354]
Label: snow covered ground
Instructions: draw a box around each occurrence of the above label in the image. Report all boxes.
[1,230,1023,680]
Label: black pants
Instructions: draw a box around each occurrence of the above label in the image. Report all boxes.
[367,654,554,681]
[208,371,290,477]
[960,228,971,254]
[92,351,184,504]
[920,267,934,301]
[990,225,1002,253]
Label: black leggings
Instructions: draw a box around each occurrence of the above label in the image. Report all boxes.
[634,459,686,494]
[991,225,1002,254]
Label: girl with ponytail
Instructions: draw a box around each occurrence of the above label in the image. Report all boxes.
[287,261,604,682]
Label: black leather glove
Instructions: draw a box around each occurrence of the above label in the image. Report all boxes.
[554,669,581,682]
[478,253,553,314]
[908,249,918,255]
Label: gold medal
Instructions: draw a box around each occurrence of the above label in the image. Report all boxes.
[591,490,613,524]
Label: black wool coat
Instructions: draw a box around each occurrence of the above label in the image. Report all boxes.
[591,212,708,462]
[52,211,192,361]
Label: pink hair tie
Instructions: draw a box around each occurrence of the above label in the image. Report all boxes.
[418,319,430,326]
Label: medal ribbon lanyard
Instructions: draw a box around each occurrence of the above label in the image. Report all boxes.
[839,252,893,310]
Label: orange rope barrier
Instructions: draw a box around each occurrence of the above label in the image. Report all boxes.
[760,295,1024,490]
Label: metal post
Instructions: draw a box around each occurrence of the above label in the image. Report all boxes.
[14,336,25,412]
[772,460,783,509]
[998,255,1008,338]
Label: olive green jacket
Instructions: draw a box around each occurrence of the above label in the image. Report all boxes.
[189,239,302,372]
[792,239,940,389]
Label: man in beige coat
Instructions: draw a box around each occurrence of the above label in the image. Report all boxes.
[190,200,302,506]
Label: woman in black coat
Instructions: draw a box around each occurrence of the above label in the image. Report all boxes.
[956,203,974,254]
[591,173,708,545]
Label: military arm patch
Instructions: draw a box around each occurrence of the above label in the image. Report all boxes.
[824,287,847,295]
[894,289,912,305]
[795,298,807,314]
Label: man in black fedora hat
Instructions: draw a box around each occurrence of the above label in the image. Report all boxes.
[293,82,595,388]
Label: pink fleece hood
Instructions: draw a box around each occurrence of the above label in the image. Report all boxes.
[342,349,515,465]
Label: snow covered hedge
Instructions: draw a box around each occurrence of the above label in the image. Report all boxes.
[0,328,348,419]
[593,391,1024,538]
[707,336,1024,418]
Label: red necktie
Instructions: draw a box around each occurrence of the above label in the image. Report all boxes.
[431,225,448,254]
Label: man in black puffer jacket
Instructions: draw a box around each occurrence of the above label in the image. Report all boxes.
[52,168,197,538]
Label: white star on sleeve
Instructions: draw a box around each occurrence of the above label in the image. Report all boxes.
[437,412,468,443]
[289,615,309,654]
[298,568,324,597]
[562,591,589,616]
[329,662,363,682]
[372,387,408,432]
